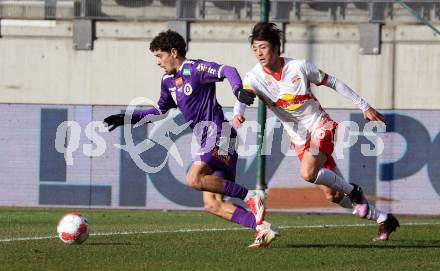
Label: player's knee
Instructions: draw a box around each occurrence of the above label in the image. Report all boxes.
[185,174,203,190]
[203,198,221,215]
[300,167,318,183]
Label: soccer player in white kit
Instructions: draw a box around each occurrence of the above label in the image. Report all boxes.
[233,22,399,242]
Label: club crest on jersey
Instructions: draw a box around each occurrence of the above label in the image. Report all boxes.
[263,75,278,93]
[184,84,193,96]
[264,75,273,86]
[291,76,301,84]
[291,75,302,90]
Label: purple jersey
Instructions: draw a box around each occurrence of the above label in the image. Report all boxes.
[134,59,242,149]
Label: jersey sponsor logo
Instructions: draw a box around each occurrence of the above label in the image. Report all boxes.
[183,68,191,76]
[169,87,176,92]
[196,63,216,75]
[274,93,311,110]
[184,84,193,96]
[175,77,183,87]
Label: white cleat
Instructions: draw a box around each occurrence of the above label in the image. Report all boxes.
[248,221,280,249]
[245,190,266,225]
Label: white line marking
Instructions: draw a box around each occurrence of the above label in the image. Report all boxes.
[1,222,439,243]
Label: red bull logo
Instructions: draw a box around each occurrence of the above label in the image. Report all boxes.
[274,93,311,110]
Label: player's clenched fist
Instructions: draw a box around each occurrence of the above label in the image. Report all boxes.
[363,107,385,123]
[103,113,124,132]
[232,114,246,129]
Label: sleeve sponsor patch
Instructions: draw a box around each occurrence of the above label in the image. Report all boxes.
[196,63,217,75]
[182,68,191,76]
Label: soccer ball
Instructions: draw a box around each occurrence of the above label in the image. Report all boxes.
[57,213,90,244]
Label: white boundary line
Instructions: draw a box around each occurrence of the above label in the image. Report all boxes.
[1,221,440,243]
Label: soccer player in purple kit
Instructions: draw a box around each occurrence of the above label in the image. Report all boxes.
[103,30,279,248]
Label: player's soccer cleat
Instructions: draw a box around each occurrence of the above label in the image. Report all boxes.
[245,190,266,225]
[347,183,369,218]
[372,214,400,241]
[248,221,280,249]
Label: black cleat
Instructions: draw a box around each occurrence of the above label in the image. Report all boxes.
[373,214,400,241]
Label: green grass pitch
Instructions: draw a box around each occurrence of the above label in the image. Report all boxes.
[1,208,439,271]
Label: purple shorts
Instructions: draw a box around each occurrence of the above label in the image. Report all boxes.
[197,146,238,181]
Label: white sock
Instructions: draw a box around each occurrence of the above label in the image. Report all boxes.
[330,168,354,210]
[337,196,353,209]
[366,205,388,224]
[244,190,264,202]
[244,190,254,201]
[314,168,354,195]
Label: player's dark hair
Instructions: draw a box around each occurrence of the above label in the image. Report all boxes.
[150,30,187,58]
[249,22,282,55]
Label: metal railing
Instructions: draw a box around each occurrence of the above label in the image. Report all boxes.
[0,0,439,23]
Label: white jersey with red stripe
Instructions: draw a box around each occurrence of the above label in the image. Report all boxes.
[239,57,332,146]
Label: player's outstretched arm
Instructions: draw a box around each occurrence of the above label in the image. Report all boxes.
[329,77,385,123]
[104,84,177,132]
[217,64,256,106]
[103,106,168,132]
[303,60,378,119]
[328,77,385,124]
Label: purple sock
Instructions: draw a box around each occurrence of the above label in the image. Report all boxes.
[231,206,256,229]
[223,180,248,200]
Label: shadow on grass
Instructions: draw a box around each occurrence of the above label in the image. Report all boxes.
[87,242,135,246]
[282,241,440,249]
[394,239,440,244]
